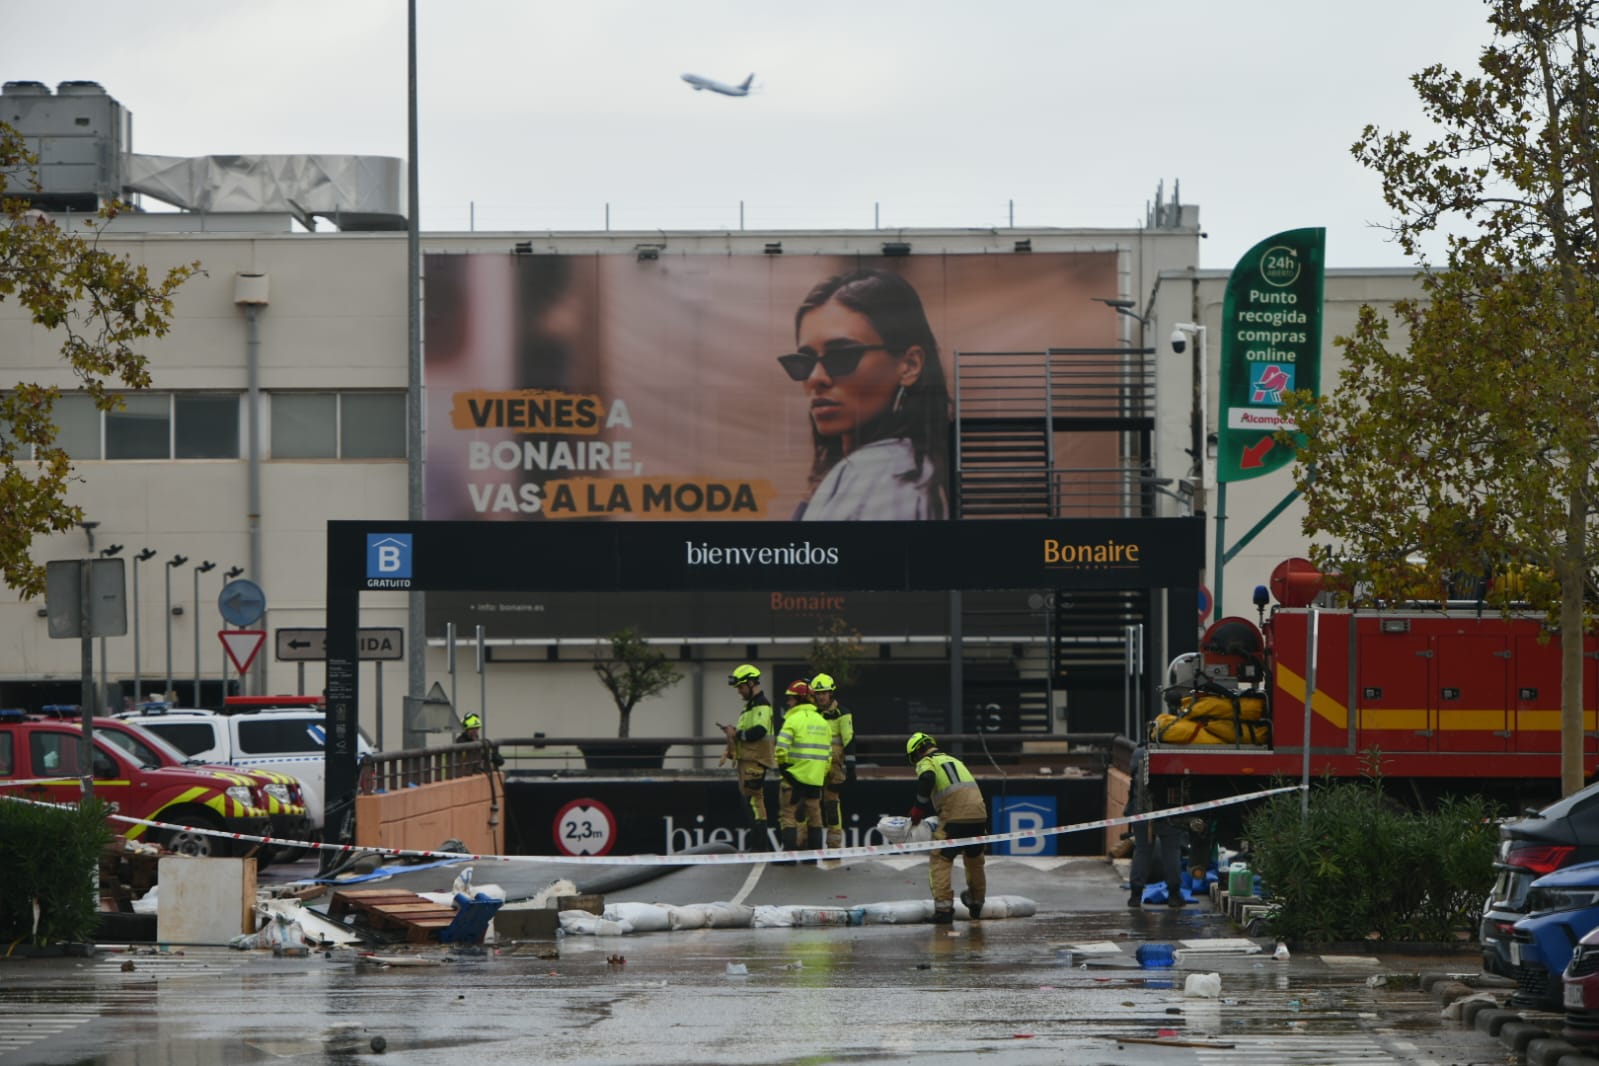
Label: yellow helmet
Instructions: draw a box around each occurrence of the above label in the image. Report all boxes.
[906,732,936,761]
[728,664,761,686]
[810,673,837,693]
[463,713,483,730]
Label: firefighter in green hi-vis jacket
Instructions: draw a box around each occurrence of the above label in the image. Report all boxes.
[719,664,776,850]
[774,680,832,856]
[906,732,988,924]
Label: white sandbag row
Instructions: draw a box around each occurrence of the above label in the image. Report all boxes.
[858,895,1037,923]
[557,895,1037,935]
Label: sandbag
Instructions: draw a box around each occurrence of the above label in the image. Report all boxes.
[559,911,633,936]
[750,905,797,928]
[602,901,673,932]
[665,904,712,930]
[859,900,932,924]
[701,901,755,928]
[788,906,861,927]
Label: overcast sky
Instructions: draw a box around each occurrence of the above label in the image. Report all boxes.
[4,1,1494,270]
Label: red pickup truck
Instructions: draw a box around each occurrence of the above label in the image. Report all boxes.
[0,711,272,859]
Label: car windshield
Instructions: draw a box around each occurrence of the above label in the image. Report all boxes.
[98,722,192,768]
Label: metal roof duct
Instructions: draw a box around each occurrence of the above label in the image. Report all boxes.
[125,153,405,231]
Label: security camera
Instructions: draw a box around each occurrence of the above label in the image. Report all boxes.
[1170,329,1187,354]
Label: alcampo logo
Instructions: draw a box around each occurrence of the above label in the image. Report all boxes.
[685,541,839,566]
[1042,537,1141,569]
[1250,363,1293,403]
[366,533,413,588]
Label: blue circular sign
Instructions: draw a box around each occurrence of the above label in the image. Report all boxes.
[218,578,267,626]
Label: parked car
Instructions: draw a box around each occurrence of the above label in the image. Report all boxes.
[1483,782,1599,977]
[1564,925,1599,1040]
[1506,861,1599,1010]
[0,709,271,858]
[116,696,374,851]
[85,714,309,852]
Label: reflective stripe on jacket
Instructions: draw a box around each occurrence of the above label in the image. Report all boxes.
[774,704,832,786]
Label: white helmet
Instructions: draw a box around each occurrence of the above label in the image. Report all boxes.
[1165,652,1202,689]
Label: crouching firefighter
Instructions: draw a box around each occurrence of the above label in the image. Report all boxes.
[906,732,988,923]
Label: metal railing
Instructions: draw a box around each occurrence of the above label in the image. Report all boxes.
[359,733,1122,776]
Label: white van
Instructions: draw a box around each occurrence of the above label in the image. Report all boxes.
[116,697,375,845]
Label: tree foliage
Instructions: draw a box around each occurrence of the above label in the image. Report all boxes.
[1282,0,1599,792]
[592,628,684,738]
[0,121,199,597]
[806,616,867,688]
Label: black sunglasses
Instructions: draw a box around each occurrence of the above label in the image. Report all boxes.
[777,344,890,382]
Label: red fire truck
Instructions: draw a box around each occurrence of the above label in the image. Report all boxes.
[1141,559,1599,827]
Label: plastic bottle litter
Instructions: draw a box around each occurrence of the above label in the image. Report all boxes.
[1183,972,1222,998]
[1274,940,1291,961]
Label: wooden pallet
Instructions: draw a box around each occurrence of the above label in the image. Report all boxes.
[328,889,460,944]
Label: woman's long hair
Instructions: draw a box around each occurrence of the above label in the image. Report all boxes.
[793,269,951,494]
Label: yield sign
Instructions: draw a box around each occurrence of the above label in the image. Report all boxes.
[219,629,267,673]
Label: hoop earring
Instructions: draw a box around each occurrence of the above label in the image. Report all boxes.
[893,385,906,414]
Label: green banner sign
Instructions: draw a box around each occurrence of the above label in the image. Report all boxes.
[1217,228,1325,482]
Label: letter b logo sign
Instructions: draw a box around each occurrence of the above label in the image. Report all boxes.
[367,534,413,578]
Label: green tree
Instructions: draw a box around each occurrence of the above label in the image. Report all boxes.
[0,121,199,597]
[1284,0,1599,794]
[807,616,866,688]
[592,628,684,738]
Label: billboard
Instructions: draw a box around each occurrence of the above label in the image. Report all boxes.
[423,251,1120,523]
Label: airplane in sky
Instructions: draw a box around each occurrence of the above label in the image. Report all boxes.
[680,72,755,97]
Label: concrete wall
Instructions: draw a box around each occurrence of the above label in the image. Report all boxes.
[354,771,505,856]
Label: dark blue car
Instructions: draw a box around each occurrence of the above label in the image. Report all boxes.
[1508,861,1599,1011]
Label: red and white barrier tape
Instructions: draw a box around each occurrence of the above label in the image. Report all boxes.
[2,783,1304,867]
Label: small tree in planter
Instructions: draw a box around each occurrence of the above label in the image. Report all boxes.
[808,617,866,685]
[593,628,684,739]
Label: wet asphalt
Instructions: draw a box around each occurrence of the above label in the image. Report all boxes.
[0,853,1513,1065]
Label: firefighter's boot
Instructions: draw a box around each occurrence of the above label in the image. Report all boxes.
[775,827,798,866]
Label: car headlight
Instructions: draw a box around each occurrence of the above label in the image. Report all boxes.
[263,783,290,805]
[225,785,253,808]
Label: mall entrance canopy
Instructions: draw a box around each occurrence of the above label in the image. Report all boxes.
[322,517,1203,845]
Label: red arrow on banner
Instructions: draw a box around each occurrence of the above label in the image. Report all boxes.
[219,630,267,673]
[1240,437,1275,469]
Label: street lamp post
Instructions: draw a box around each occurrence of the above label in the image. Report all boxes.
[192,561,215,706]
[132,548,156,704]
[98,545,122,709]
[164,554,187,702]
[222,566,243,698]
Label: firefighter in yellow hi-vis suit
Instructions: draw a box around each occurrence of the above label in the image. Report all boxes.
[774,680,832,856]
[811,673,855,849]
[719,664,776,850]
[906,732,988,924]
